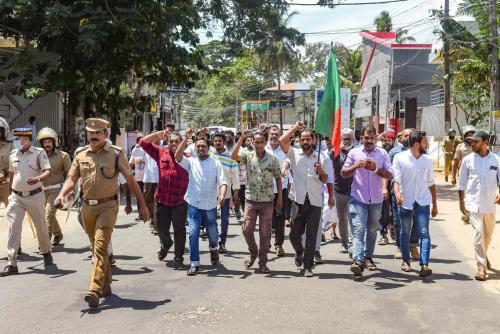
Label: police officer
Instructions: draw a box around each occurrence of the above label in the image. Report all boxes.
[54,118,148,309]
[1,128,54,277]
[0,117,14,208]
[442,128,461,182]
[38,127,72,245]
[452,125,477,186]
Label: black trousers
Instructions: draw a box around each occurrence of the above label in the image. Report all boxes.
[379,197,393,236]
[289,197,322,269]
[272,188,288,246]
[237,185,246,213]
[156,202,187,260]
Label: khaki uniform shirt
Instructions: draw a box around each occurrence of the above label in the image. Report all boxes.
[43,149,72,187]
[443,136,462,156]
[238,149,281,202]
[68,142,132,200]
[0,141,14,183]
[9,145,51,192]
[454,142,473,161]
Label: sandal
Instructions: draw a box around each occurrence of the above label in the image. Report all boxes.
[401,261,411,272]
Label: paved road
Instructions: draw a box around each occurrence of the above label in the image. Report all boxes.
[1,182,499,334]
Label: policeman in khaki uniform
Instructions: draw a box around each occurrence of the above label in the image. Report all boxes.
[55,118,148,309]
[1,128,54,277]
[442,128,461,182]
[452,125,477,186]
[0,117,14,208]
[38,127,72,245]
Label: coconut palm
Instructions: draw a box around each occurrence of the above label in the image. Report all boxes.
[374,10,393,32]
[396,28,416,43]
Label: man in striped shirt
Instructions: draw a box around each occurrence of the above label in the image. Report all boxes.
[210,132,240,253]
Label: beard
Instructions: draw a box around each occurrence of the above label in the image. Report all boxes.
[226,139,234,147]
[301,143,311,151]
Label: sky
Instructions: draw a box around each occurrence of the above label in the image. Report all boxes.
[199,0,471,50]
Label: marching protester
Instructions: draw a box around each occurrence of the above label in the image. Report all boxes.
[211,132,240,253]
[232,129,282,273]
[129,137,146,220]
[267,125,289,257]
[234,135,253,220]
[389,128,420,261]
[175,128,228,276]
[333,128,355,255]
[1,128,54,277]
[54,118,148,309]
[341,124,393,277]
[279,121,330,277]
[38,127,72,245]
[140,130,189,269]
[457,130,500,281]
[378,131,396,246]
[143,139,160,234]
[393,130,437,276]
[442,129,461,183]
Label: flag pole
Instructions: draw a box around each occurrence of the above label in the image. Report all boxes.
[317,133,322,167]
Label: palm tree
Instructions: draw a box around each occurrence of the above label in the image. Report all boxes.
[255,11,305,130]
[374,10,393,32]
[396,28,416,43]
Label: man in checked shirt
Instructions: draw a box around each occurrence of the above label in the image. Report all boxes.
[140,129,190,270]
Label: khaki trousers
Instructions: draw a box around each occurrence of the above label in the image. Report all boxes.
[444,154,453,178]
[6,191,51,266]
[143,182,158,227]
[0,183,9,207]
[469,212,496,269]
[44,189,62,237]
[81,200,118,295]
[242,200,274,266]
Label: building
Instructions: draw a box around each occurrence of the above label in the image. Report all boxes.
[354,31,441,133]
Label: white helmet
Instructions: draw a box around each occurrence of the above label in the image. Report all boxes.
[37,127,59,147]
[462,125,477,136]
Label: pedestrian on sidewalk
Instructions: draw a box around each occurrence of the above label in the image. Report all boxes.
[175,128,227,276]
[54,118,148,309]
[443,129,461,183]
[267,125,289,257]
[232,129,282,273]
[341,124,393,278]
[38,127,72,246]
[393,130,437,277]
[1,128,54,277]
[389,128,420,260]
[279,121,330,277]
[457,130,500,281]
[210,132,240,253]
[140,130,189,269]
[333,128,355,255]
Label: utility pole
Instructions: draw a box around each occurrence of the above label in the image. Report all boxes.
[443,0,451,132]
[488,0,499,133]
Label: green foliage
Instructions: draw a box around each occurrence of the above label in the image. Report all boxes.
[374,11,393,32]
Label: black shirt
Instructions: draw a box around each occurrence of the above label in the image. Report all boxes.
[333,148,353,195]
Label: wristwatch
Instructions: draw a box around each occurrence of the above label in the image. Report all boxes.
[374,167,380,175]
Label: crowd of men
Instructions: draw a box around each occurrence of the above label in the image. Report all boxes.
[0,116,499,310]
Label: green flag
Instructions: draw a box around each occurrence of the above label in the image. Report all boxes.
[315,48,342,157]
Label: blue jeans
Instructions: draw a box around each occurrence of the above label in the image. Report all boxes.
[188,205,218,266]
[391,194,419,249]
[219,198,231,246]
[349,197,383,262]
[399,202,431,265]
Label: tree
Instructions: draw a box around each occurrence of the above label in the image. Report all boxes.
[0,0,292,151]
[374,11,393,32]
[396,28,416,43]
[254,10,305,130]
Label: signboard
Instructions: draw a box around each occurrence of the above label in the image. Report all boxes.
[315,88,351,129]
[150,101,157,113]
[242,100,268,111]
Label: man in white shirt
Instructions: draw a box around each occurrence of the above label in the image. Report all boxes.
[129,137,145,220]
[458,130,500,281]
[393,130,438,277]
[143,137,160,233]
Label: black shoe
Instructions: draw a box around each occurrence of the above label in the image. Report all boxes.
[109,254,116,267]
[294,254,303,268]
[487,257,492,270]
[187,265,199,276]
[43,253,54,266]
[84,292,99,309]
[157,247,168,261]
[350,261,364,277]
[0,265,19,277]
[173,258,186,270]
[314,251,324,264]
[17,246,22,257]
[235,210,242,220]
[445,176,448,182]
[210,249,219,265]
[218,244,227,254]
[52,234,63,246]
[304,268,314,277]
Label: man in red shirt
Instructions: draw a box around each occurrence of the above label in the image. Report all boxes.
[140,130,189,269]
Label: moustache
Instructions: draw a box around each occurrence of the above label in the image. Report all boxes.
[90,138,99,142]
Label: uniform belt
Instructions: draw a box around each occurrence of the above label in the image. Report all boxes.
[12,187,43,197]
[83,195,118,206]
[43,183,63,191]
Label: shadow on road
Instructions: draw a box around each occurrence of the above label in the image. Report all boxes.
[112,255,143,261]
[81,296,171,314]
[52,246,91,254]
[372,254,460,264]
[112,266,153,276]
[197,263,252,279]
[114,222,139,229]
[23,264,77,278]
